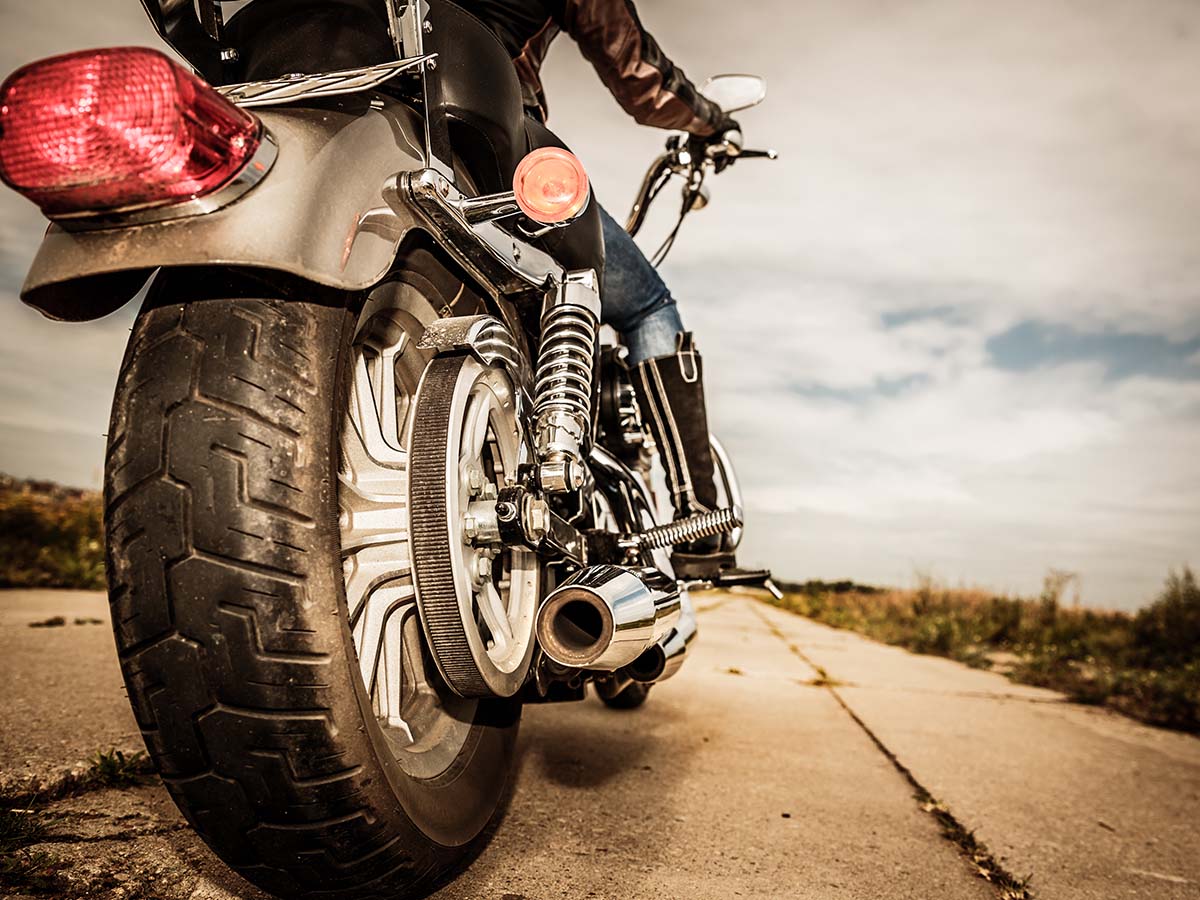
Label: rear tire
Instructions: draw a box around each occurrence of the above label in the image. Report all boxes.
[105,288,516,899]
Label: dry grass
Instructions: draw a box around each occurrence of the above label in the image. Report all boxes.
[0,475,103,590]
[769,570,1200,733]
[0,803,65,895]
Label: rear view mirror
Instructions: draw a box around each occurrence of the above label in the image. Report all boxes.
[699,74,767,113]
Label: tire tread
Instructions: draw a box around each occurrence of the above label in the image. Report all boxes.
[105,297,444,899]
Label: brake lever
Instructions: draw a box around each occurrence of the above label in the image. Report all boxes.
[736,149,779,161]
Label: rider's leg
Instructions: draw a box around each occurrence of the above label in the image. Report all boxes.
[598,205,728,564]
[597,205,683,364]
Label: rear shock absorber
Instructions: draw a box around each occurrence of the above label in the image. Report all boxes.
[534,270,601,492]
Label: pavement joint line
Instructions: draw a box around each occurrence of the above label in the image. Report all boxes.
[694,595,731,614]
[842,684,1069,706]
[747,600,1036,900]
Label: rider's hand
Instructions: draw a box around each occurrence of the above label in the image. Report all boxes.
[689,117,742,171]
[714,115,743,145]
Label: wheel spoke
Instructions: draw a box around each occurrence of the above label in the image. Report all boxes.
[349,352,407,470]
[344,542,412,625]
[340,487,409,556]
[476,577,513,654]
[460,390,494,469]
[376,602,417,742]
[376,330,407,453]
[354,582,416,704]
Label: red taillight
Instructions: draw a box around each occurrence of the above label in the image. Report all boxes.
[0,47,262,217]
[512,147,590,225]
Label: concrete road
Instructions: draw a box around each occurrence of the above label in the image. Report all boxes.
[1,590,1197,900]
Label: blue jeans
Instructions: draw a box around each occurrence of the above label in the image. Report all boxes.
[599,204,685,365]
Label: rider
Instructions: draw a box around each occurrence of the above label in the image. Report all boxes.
[457,0,741,576]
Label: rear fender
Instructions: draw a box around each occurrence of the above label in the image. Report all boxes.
[21,94,427,321]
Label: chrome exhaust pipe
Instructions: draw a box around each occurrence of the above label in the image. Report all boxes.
[626,589,698,684]
[536,565,681,671]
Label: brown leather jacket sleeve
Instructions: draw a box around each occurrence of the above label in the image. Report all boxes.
[556,0,725,135]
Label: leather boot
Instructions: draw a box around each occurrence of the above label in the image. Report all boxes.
[630,333,736,576]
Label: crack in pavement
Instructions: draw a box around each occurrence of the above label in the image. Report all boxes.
[1,758,155,807]
[35,824,190,845]
[748,601,1035,900]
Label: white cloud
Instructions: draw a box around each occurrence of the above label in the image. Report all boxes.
[664,262,1198,607]
[0,293,131,481]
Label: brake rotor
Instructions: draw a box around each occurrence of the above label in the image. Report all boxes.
[408,354,539,698]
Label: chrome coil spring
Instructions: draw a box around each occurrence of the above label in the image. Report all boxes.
[639,506,744,551]
[533,303,597,423]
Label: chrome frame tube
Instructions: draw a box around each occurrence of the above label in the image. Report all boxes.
[397,168,567,295]
[216,57,434,108]
[455,191,522,225]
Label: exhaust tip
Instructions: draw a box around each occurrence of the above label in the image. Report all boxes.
[627,646,666,683]
[536,590,614,667]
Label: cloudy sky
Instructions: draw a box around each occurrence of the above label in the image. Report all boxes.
[1,0,1197,607]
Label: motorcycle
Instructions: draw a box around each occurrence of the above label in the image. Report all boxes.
[0,1,776,896]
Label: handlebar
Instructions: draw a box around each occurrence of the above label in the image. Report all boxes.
[624,151,675,237]
[624,130,777,239]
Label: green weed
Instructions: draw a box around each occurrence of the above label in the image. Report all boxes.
[85,748,151,788]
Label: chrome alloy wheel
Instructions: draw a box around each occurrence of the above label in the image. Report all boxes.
[338,298,475,778]
[408,355,539,698]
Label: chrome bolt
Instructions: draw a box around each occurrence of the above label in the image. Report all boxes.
[475,554,493,581]
[467,467,484,494]
[426,58,438,71]
[524,498,549,540]
[423,20,433,33]
[220,48,240,63]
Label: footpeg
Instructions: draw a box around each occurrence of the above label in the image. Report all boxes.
[636,506,743,550]
[713,568,784,600]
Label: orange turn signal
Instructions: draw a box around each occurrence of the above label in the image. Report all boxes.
[512,147,590,224]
